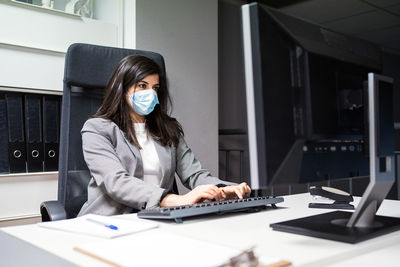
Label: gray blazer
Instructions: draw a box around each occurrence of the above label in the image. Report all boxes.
[78,118,234,216]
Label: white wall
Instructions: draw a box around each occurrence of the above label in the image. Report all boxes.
[136,0,219,177]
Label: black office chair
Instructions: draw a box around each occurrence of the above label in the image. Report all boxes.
[40,43,166,221]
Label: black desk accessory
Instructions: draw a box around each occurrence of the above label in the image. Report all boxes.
[271,74,400,243]
[309,186,354,210]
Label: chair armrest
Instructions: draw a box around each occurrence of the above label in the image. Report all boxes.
[40,201,67,222]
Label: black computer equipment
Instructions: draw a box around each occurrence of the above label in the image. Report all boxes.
[271,74,400,243]
[241,2,381,189]
[308,185,354,210]
[138,196,283,223]
[241,2,400,243]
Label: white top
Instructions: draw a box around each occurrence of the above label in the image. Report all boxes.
[134,123,162,186]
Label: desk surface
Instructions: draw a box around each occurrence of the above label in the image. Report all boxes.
[2,193,400,267]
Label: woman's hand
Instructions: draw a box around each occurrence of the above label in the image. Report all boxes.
[221,182,251,200]
[160,182,251,207]
[160,184,224,207]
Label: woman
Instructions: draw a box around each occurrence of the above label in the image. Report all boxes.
[78,55,251,216]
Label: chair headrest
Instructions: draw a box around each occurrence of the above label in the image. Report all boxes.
[63,43,166,89]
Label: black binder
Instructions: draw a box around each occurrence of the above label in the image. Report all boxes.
[25,94,44,172]
[42,95,60,171]
[5,93,26,173]
[0,97,9,173]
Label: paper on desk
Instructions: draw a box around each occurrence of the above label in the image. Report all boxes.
[74,230,291,267]
[37,214,158,238]
[74,230,239,267]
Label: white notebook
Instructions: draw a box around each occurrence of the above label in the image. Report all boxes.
[38,214,159,238]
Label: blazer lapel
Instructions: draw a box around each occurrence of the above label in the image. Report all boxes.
[119,129,141,158]
[154,141,172,188]
[119,129,145,177]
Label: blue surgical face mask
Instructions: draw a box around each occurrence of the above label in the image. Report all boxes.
[129,89,159,116]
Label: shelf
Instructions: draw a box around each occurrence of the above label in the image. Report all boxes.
[0,86,63,95]
[0,214,41,222]
[8,0,82,19]
[0,171,58,179]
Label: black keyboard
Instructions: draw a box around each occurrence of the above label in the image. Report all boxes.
[138,196,284,223]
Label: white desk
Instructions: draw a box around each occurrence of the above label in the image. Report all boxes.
[1,193,400,267]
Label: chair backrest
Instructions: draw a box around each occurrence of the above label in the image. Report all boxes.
[59,43,165,218]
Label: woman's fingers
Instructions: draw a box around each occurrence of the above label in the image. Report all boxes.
[240,182,251,196]
[192,184,223,202]
[210,185,225,201]
[191,193,210,203]
[234,187,243,199]
[190,183,252,204]
[246,184,252,196]
[221,186,240,199]
[202,185,222,201]
[220,182,252,200]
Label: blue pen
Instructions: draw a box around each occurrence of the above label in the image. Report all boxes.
[86,218,119,230]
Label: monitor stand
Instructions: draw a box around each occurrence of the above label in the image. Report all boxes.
[271,74,400,243]
[270,211,400,244]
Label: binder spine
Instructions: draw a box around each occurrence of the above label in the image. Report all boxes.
[0,98,9,173]
[43,95,60,171]
[6,94,27,173]
[25,94,44,172]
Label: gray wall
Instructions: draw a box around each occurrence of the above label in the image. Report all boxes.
[136,0,219,177]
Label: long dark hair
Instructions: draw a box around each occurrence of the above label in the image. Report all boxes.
[93,54,183,148]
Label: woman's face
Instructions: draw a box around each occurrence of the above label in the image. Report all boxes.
[127,73,160,95]
[126,74,160,119]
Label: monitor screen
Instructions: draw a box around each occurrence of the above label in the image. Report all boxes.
[241,3,381,189]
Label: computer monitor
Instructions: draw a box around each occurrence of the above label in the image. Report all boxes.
[241,2,380,189]
[242,2,400,243]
